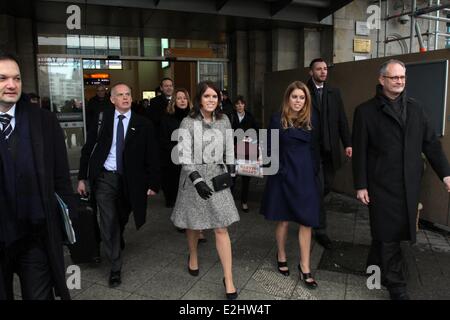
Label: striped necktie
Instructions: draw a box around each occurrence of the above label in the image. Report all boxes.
[0,114,13,139]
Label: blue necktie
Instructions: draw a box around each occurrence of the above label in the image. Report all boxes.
[0,114,13,139]
[317,87,323,105]
[116,115,125,174]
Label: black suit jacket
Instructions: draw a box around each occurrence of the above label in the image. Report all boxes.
[0,97,75,300]
[78,108,160,229]
[307,78,351,171]
[352,91,450,242]
[146,94,170,131]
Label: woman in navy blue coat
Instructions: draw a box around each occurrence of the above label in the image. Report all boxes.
[260,81,320,289]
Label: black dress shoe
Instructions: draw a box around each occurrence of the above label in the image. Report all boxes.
[276,253,290,276]
[188,255,199,276]
[109,271,122,288]
[298,264,318,289]
[315,233,333,249]
[223,278,238,300]
[389,288,410,300]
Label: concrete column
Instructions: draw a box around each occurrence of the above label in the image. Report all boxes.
[248,30,269,123]
[15,18,38,94]
[231,30,249,101]
[271,28,302,71]
[304,28,321,67]
[0,14,37,94]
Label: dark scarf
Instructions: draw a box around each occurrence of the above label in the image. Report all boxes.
[376,84,407,125]
[173,106,190,122]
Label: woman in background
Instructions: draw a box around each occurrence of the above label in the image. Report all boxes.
[231,95,259,212]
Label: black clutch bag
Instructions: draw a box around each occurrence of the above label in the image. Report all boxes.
[211,172,233,192]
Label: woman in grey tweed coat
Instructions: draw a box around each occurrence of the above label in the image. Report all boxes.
[171,81,240,299]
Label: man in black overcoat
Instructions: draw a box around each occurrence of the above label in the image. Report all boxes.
[0,52,76,300]
[307,58,352,249]
[77,83,160,288]
[352,59,450,300]
[146,77,174,132]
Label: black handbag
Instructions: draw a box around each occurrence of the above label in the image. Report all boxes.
[211,165,233,191]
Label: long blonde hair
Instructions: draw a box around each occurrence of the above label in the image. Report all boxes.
[167,88,193,114]
[280,81,312,130]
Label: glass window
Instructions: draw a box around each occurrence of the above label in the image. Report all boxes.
[66,35,80,48]
[446,15,450,49]
[108,36,121,50]
[80,35,95,48]
[107,60,122,70]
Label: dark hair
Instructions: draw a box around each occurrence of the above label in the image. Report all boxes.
[160,77,174,87]
[233,95,246,106]
[189,81,223,119]
[309,58,326,69]
[0,51,20,66]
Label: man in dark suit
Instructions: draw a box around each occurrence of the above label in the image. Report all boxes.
[307,58,352,249]
[0,52,75,300]
[353,59,450,299]
[146,77,174,132]
[77,83,160,288]
[86,85,114,133]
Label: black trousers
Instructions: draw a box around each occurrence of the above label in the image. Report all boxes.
[0,232,54,300]
[232,176,251,204]
[322,154,335,197]
[95,171,129,272]
[367,240,407,290]
[315,154,335,232]
[161,165,181,207]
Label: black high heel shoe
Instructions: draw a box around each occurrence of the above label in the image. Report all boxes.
[276,253,290,276]
[222,278,238,300]
[188,255,199,277]
[298,264,318,289]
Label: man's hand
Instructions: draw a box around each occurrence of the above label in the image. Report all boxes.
[444,176,450,192]
[77,180,87,196]
[345,147,353,158]
[147,189,157,196]
[356,189,370,205]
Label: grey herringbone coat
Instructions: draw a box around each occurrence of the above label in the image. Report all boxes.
[171,114,240,229]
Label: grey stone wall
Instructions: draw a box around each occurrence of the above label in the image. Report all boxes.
[333,0,449,63]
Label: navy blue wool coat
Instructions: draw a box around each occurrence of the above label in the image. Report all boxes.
[260,112,320,227]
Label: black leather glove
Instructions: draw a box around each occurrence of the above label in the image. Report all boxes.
[226,164,236,177]
[189,171,213,200]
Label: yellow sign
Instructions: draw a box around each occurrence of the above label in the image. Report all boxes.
[353,39,371,53]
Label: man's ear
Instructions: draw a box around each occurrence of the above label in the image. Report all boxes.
[378,76,384,86]
[110,95,114,104]
[309,70,313,77]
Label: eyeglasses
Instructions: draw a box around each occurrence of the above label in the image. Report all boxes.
[383,75,406,82]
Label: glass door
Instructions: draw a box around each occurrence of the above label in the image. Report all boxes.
[37,57,85,171]
[197,61,225,90]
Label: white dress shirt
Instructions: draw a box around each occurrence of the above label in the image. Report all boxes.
[238,111,245,123]
[103,109,131,171]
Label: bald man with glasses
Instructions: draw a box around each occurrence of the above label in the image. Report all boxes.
[352,59,450,300]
